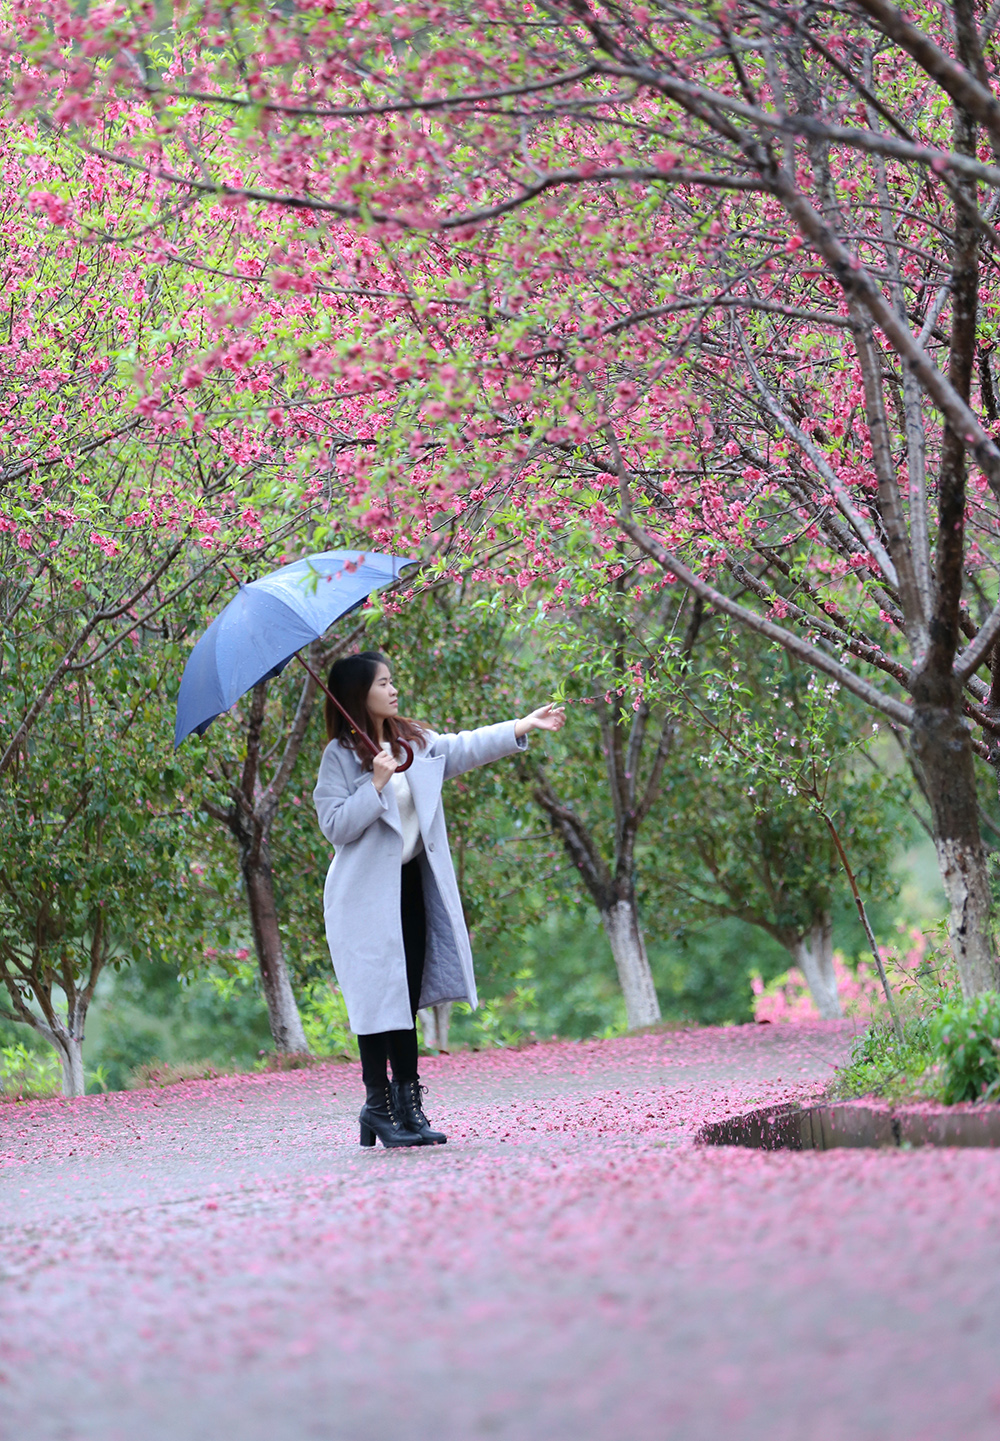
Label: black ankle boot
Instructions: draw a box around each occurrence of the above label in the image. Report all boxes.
[359,1083,424,1148]
[392,1079,447,1144]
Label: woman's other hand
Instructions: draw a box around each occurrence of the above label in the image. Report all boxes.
[372,749,400,792]
[515,704,567,739]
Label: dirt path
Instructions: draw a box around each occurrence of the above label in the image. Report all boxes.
[3,1022,1000,1440]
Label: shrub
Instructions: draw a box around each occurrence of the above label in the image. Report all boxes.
[752,951,894,1024]
[926,994,1000,1104]
[0,1042,62,1101]
[829,1018,935,1102]
[298,980,358,1060]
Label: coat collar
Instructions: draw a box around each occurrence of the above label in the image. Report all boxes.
[403,747,445,838]
[345,742,444,839]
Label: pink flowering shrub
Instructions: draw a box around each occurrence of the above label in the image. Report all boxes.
[752,953,882,1023]
[752,927,943,1024]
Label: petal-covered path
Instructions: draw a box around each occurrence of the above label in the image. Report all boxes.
[3,1023,1000,1440]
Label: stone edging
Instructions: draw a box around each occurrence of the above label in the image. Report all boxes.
[696,1101,1000,1150]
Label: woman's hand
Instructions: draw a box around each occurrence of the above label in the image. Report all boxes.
[372,749,399,793]
[515,704,567,739]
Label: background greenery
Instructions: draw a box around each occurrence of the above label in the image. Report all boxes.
[2,572,949,1096]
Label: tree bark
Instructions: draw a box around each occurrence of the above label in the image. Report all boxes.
[912,700,998,994]
[241,841,309,1053]
[13,916,107,1098]
[33,1014,89,1098]
[908,26,997,997]
[533,776,662,1030]
[789,914,842,1019]
[418,1002,452,1051]
[600,896,661,1029]
[54,1034,86,1098]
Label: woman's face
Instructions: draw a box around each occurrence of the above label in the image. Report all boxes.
[366,662,399,723]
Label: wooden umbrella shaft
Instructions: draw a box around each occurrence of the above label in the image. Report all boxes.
[292,652,413,771]
[293,653,379,757]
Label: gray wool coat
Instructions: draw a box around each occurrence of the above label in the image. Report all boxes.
[313,719,527,1034]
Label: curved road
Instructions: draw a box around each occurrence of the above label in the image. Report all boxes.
[3,1022,1000,1440]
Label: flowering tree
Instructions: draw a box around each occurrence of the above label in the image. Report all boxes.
[0,103,392,1053]
[0,129,330,771]
[10,0,1000,1002]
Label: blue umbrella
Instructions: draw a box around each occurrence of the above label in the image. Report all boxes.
[174,549,416,757]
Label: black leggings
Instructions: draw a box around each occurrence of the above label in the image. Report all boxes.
[357,859,426,1089]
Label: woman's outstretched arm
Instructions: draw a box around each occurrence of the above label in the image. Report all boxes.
[514,704,566,740]
[430,705,565,781]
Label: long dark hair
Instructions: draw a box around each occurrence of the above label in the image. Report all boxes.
[324,651,427,770]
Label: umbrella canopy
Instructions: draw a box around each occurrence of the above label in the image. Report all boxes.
[174,550,414,747]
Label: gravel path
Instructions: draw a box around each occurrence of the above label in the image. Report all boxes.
[3,1022,1000,1440]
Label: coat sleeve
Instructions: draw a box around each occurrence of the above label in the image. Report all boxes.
[313,743,388,846]
[426,719,527,781]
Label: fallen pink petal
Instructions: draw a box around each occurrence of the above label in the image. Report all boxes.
[4,1025,1000,1439]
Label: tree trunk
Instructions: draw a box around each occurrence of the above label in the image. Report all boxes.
[418,1002,452,1052]
[790,914,842,1020]
[600,896,661,1029]
[55,1033,86,1098]
[912,703,999,996]
[36,987,92,1098]
[242,844,309,1052]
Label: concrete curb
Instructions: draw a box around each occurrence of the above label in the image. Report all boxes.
[696,1100,1000,1150]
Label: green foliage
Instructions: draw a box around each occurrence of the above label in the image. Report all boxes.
[1,543,931,1087]
[652,917,791,1025]
[832,997,1000,1107]
[462,909,793,1044]
[90,1010,165,1092]
[926,994,1000,1104]
[829,945,1000,1105]
[298,980,358,1060]
[85,958,361,1088]
[651,629,911,953]
[454,971,543,1050]
[84,956,274,1090]
[0,604,201,1083]
[0,1042,62,1101]
[474,910,627,1041]
[829,1020,936,1103]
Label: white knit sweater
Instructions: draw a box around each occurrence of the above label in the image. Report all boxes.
[380,742,423,863]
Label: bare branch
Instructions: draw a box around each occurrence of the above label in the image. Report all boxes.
[620,517,914,727]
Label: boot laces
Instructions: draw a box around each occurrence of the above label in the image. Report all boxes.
[405,1079,429,1124]
[385,1085,407,1129]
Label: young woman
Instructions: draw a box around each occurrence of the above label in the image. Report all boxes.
[313,651,565,1148]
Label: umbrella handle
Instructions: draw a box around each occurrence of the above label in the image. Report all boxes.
[294,653,414,772]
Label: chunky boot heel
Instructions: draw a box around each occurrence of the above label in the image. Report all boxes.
[358,1084,423,1148]
[393,1079,447,1144]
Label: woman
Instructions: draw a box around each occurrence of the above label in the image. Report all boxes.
[313,651,565,1148]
